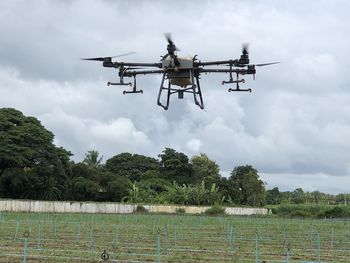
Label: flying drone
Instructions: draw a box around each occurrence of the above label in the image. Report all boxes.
[82,34,279,110]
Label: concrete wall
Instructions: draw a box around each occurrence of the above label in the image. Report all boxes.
[0,199,269,215]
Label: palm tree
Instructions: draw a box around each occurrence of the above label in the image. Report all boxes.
[83,150,103,169]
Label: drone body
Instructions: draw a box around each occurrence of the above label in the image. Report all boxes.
[82,34,279,110]
[162,56,193,87]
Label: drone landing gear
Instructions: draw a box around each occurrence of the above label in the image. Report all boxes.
[157,72,204,110]
[222,72,252,93]
[108,76,143,95]
[228,87,251,93]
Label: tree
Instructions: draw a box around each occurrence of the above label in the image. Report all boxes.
[335,193,350,205]
[191,153,221,184]
[0,108,71,200]
[291,188,305,204]
[0,168,38,199]
[229,165,265,206]
[307,191,319,204]
[158,148,194,185]
[159,181,222,205]
[105,153,159,181]
[266,187,281,205]
[70,177,99,201]
[72,162,97,179]
[83,150,103,169]
[217,177,242,205]
[106,176,132,202]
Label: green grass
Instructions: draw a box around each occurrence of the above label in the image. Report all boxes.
[0,211,349,262]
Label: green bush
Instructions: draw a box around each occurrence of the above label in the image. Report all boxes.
[289,209,312,218]
[135,205,148,213]
[322,206,350,218]
[175,207,186,214]
[204,206,226,216]
[271,204,350,218]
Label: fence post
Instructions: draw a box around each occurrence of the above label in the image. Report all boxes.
[76,221,81,242]
[89,224,94,259]
[115,225,119,247]
[157,228,161,263]
[265,221,269,241]
[286,248,290,263]
[317,232,321,263]
[37,221,41,250]
[255,230,259,263]
[163,225,168,255]
[308,224,312,241]
[23,231,29,263]
[331,224,334,248]
[231,225,236,253]
[14,220,19,240]
[54,220,57,237]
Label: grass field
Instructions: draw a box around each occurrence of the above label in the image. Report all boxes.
[0,212,349,262]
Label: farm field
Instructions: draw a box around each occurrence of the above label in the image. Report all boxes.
[0,211,349,262]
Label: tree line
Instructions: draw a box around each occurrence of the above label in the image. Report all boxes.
[0,108,348,207]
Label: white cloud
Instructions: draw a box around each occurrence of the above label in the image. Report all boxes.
[261,172,350,194]
[186,139,202,152]
[90,118,150,146]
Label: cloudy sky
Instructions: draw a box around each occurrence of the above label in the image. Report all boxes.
[1,0,349,193]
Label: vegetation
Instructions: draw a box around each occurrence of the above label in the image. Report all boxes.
[0,108,71,200]
[1,212,350,262]
[135,205,148,213]
[175,207,185,214]
[271,204,350,218]
[204,205,226,216]
[0,108,349,218]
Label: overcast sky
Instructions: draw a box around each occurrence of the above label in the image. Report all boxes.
[1,0,349,193]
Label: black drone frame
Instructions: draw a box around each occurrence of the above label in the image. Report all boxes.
[118,65,255,110]
[81,35,278,110]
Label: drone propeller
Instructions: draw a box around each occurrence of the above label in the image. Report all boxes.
[242,43,249,55]
[254,62,280,67]
[81,57,111,62]
[165,33,173,45]
[239,43,250,64]
[164,33,180,51]
[81,51,136,62]
[126,67,143,70]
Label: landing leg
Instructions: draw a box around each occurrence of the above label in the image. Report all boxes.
[157,73,171,110]
[195,76,204,109]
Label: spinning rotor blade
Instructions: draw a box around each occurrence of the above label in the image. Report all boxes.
[81,51,136,62]
[254,62,280,67]
[81,57,110,61]
[164,33,180,51]
[126,67,143,70]
[165,32,174,45]
[111,51,136,58]
[242,43,249,55]
[238,43,250,65]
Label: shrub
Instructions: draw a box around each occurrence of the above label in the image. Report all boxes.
[322,206,350,218]
[271,204,350,218]
[175,207,186,214]
[289,209,312,218]
[204,205,226,216]
[135,205,148,213]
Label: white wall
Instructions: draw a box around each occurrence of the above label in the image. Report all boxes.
[0,199,269,215]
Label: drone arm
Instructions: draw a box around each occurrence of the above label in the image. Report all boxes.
[123,69,164,77]
[113,62,162,68]
[196,59,239,67]
[199,68,248,74]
